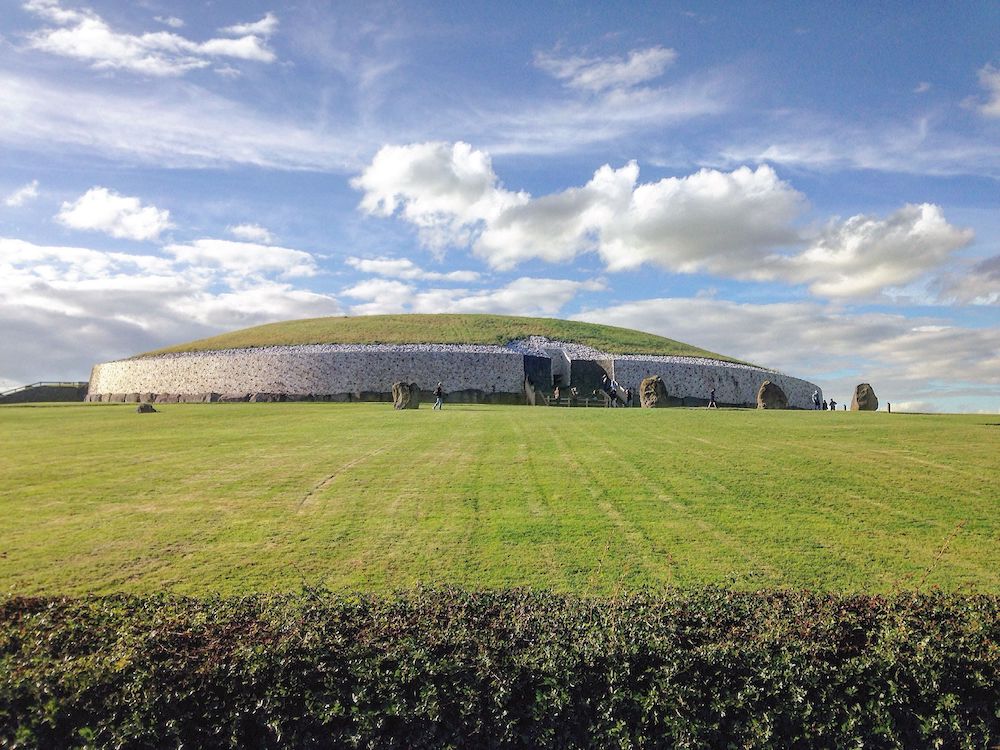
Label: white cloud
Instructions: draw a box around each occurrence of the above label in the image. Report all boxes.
[57,187,172,241]
[355,144,803,272]
[0,236,340,385]
[154,16,184,29]
[785,204,974,298]
[976,64,1000,117]
[24,1,276,76]
[4,180,39,207]
[164,239,318,279]
[342,275,604,317]
[535,46,678,92]
[346,256,480,282]
[220,13,278,38]
[228,223,275,244]
[913,81,932,94]
[356,142,972,297]
[351,141,528,250]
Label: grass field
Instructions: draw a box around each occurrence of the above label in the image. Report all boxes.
[140,312,741,361]
[1,403,997,596]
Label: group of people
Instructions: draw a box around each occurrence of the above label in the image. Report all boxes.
[812,390,837,410]
[599,375,633,407]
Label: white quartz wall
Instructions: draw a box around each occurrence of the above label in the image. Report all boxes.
[89,346,527,397]
[611,358,820,408]
[87,344,822,407]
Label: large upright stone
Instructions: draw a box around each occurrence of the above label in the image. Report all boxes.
[392,381,420,410]
[851,383,878,411]
[756,380,788,409]
[639,376,668,408]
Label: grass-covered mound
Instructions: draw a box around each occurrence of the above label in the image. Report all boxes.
[3,589,998,748]
[140,313,739,361]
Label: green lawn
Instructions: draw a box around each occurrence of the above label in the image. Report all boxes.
[1,403,997,596]
[140,312,741,361]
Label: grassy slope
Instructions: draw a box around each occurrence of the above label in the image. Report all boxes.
[1,403,997,596]
[139,313,741,362]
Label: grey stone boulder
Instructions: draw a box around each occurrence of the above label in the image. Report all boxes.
[136,403,157,414]
[756,380,788,409]
[851,383,878,411]
[392,381,420,409]
[640,376,668,408]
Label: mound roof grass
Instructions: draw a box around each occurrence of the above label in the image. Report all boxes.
[140,314,740,362]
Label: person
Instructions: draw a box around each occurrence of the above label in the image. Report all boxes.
[601,374,614,407]
[829,398,837,410]
[553,385,560,404]
[708,388,717,408]
[433,382,444,410]
[624,387,633,407]
[822,399,828,410]
[812,390,821,410]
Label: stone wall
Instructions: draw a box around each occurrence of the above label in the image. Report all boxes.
[86,343,822,409]
[88,345,528,401]
[610,358,820,409]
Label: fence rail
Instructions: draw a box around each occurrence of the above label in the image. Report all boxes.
[0,381,89,398]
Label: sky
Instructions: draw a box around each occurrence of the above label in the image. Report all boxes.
[1,0,998,412]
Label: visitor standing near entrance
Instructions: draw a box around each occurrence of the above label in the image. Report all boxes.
[812,390,821,410]
[708,388,717,408]
[433,382,444,410]
[601,374,615,407]
[829,398,837,410]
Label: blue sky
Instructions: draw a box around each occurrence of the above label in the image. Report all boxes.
[1,0,997,411]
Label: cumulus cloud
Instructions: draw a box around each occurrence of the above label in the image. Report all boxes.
[352,141,528,251]
[975,64,1000,117]
[228,223,275,244]
[4,180,39,207]
[0,236,340,385]
[573,296,1000,412]
[346,256,479,282]
[24,0,277,76]
[57,187,172,241]
[784,204,975,298]
[164,239,318,278]
[356,142,972,297]
[535,46,678,92]
[342,276,604,317]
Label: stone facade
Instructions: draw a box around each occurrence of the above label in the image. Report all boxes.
[609,357,818,409]
[87,341,822,409]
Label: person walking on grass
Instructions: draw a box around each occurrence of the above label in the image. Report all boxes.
[433,382,444,410]
[829,398,837,411]
[708,388,717,408]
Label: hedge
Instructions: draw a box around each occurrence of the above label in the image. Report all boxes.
[2,589,998,748]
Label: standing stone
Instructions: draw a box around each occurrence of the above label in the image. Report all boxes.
[756,380,788,409]
[639,376,668,408]
[392,381,420,409]
[851,383,878,411]
[136,403,157,414]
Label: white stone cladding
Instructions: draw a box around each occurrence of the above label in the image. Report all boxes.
[610,357,819,409]
[87,340,822,408]
[89,345,527,397]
